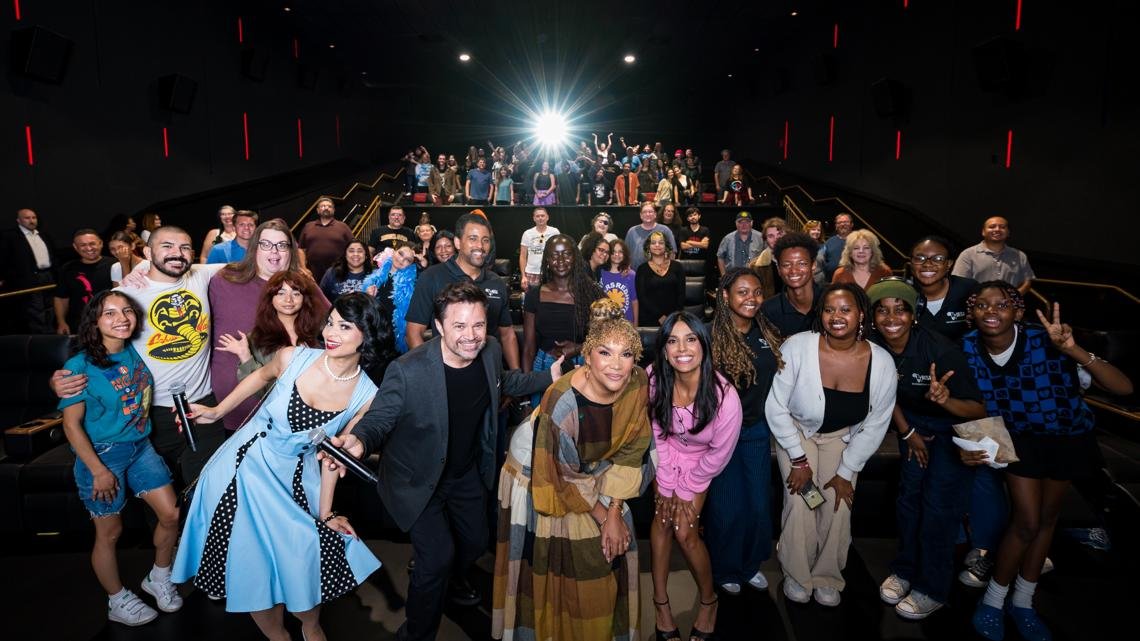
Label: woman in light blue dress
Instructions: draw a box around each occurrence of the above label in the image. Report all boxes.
[173,293,393,641]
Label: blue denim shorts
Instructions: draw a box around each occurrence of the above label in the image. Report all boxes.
[73,439,173,517]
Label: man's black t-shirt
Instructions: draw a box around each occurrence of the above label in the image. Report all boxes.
[678,225,711,261]
[55,257,114,331]
[405,258,513,334]
[368,225,415,252]
[443,359,489,478]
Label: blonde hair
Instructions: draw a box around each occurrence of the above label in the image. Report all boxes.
[838,229,886,271]
[582,317,643,363]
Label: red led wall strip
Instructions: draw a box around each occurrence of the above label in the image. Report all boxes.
[895,130,902,160]
[293,38,299,59]
[335,114,341,148]
[833,23,839,49]
[14,0,21,21]
[243,112,250,160]
[237,17,244,43]
[903,0,909,8]
[163,127,170,158]
[1005,130,1013,168]
[783,120,789,160]
[297,118,304,158]
[1015,0,1023,30]
[828,116,835,162]
[24,125,34,165]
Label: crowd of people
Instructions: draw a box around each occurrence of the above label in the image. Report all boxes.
[0,192,1131,641]
[400,139,759,208]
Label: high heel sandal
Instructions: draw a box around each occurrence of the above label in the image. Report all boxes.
[689,596,718,641]
[653,598,681,641]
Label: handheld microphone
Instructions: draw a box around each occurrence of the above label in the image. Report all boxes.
[169,384,198,452]
[309,428,379,484]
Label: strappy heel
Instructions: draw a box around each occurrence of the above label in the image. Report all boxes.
[653,597,681,641]
[690,596,718,641]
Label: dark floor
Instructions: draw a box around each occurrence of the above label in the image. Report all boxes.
[0,527,1127,641]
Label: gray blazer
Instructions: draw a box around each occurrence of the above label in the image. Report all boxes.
[352,336,551,532]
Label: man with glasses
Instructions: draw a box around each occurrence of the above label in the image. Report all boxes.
[206,210,258,264]
[368,206,415,253]
[297,197,354,282]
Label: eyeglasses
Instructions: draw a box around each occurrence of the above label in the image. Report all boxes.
[910,255,949,265]
[257,240,292,252]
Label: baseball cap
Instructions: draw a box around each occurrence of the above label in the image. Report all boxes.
[735,211,754,222]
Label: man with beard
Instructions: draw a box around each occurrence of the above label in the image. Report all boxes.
[297,197,354,282]
[54,228,114,335]
[327,281,557,641]
[952,216,1036,295]
[50,227,227,486]
[404,213,520,369]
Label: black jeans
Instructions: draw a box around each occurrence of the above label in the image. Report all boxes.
[149,393,227,491]
[398,465,487,641]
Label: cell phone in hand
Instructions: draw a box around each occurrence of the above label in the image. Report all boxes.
[799,479,826,510]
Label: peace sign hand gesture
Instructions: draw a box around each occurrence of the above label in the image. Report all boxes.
[1036,303,1075,351]
[925,362,954,405]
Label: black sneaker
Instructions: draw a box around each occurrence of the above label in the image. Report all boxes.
[447,577,481,607]
[959,552,994,588]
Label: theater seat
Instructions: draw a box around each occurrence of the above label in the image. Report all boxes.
[678,259,706,277]
[685,279,705,305]
[643,193,656,202]
[412,192,428,203]
[701,192,716,203]
[492,258,511,278]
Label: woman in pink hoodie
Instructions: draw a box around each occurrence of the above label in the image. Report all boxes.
[648,311,743,641]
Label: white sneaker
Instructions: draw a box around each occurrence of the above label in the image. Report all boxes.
[719,582,742,595]
[879,574,911,605]
[748,571,769,590]
[1041,556,1055,575]
[814,586,842,607]
[108,590,158,626]
[782,577,811,604]
[141,571,184,612]
[895,591,943,620]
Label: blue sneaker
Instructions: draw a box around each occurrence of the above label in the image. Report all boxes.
[1006,604,1052,641]
[972,601,1005,640]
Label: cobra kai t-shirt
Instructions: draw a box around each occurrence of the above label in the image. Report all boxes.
[115,265,220,406]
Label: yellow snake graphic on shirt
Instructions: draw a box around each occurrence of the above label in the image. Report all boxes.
[146,289,210,361]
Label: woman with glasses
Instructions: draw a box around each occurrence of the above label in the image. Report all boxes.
[580,232,611,279]
[210,220,324,432]
[961,283,1131,641]
[865,280,986,620]
[908,236,977,343]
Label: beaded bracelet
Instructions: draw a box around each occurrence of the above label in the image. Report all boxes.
[321,512,340,524]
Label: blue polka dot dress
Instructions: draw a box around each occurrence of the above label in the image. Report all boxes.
[172,347,380,613]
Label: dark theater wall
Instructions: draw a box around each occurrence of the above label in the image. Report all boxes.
[2,2,394,240]
[729,1,1140,266]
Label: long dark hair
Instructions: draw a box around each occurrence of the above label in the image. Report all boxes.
[75,291,143,368]
[650,311,723,438]
[711,267,784,387]
[540,234,604,340]
[429,229,456,265]
[249,271,328,354]
[319,293,397,377]
[332,240,375,281]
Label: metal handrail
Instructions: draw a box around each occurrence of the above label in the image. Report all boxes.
[290,167,405,233]
[753,172,913,264]
[0,284,54,299]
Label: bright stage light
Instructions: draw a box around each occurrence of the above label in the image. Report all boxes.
[533,111,569,148]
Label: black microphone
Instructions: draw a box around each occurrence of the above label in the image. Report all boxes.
[309,428,378,484]
[170,384,198,452]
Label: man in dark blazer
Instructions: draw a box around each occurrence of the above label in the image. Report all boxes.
[0,208,57,333]
[333,281,560,641]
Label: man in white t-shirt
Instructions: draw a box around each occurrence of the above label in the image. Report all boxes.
[518,207,559,290]
[50,226,227,486]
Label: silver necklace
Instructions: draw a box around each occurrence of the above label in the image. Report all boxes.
[323,354,361,382]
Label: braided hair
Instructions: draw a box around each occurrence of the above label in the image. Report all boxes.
[711,267,784,388]
[540,234,604,341]
[965,280,1025,327]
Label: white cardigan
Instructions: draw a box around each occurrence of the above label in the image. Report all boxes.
[765,331,897,481]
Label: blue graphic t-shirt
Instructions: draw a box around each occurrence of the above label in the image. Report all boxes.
[58,345,153,443]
